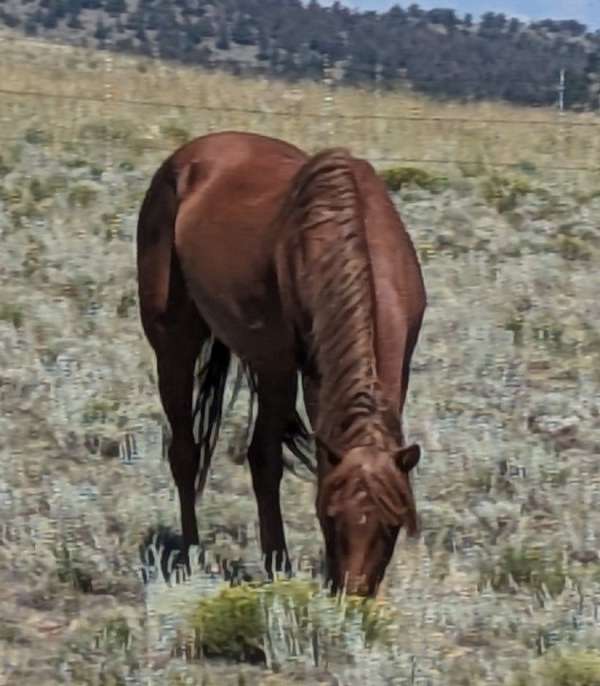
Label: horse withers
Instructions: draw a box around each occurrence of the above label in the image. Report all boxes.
[136,131,426,596]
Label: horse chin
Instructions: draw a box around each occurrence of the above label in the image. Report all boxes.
[344,574,379,597]
[326,553,384,597]
[326,563,382,597]
[321,532,395,597]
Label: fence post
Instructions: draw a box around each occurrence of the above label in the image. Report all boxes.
[103,38,113,175]
[322,55,335,145]
[558,68,565,114]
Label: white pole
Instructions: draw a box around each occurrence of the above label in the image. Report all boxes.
[322,55,335,145]
[558,68,565,114]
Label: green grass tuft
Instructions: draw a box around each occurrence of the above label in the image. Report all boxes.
[379,166,448,192]
[188,583,268,663]
[0,303,24,328]
[480,544,567,597]
[511,649,600,686]
[480,173,536,213]
[185,579,396,664]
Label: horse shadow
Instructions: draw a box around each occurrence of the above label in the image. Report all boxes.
[138,524,324,588]
[138,525,256,587]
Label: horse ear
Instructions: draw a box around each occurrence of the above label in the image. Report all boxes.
[395,444,420,473]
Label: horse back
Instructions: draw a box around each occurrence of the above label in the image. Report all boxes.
[168,132,308,366]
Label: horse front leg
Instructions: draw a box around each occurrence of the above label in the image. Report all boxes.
[247,371,297,579]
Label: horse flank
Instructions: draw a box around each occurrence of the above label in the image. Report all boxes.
[279,148,399,455]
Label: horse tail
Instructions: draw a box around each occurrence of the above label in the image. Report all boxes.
[136,158,180,342]
[136,157,229,500]
[192,337,232,498]
[282,407,316,479]
[195,346,315,487]
[213,360,315,482]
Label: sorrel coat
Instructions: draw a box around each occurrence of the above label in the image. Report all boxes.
[136,131,426,595]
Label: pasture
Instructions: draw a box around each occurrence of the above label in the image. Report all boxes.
[1,30,600,685]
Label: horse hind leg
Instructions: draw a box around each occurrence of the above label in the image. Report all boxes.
[137,164,212,564]
[144,296,209,557]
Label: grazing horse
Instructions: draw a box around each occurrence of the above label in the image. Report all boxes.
[136,131,426,596]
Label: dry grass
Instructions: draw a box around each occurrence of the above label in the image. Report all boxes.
[2,29,600,176]
[0,29,599,686]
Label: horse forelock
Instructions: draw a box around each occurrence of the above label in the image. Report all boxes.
[318,450,417,532]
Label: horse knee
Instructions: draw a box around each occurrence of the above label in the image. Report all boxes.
[139,297,168,342]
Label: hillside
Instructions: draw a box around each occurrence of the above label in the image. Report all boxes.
[1,0,600,109]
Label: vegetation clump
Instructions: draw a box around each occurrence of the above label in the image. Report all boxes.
[54,541,94,593]
[380,166,448,193]
[188,583,267,663]
[555,234,593,261]
[0,303,24,329]
[185,579,396,664]
[511,649,600,686]
[481,173,536,213]
[479,544,567,596]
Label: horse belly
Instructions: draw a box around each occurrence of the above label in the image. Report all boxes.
[177,241,296,372]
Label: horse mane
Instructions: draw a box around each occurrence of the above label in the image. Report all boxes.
[279,147,401,454]
[276,148,420,530]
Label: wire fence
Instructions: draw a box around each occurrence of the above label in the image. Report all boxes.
[0,129,597,173]
[2,32,600,175]
[3,85,600,128]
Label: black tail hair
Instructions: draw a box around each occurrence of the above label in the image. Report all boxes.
[192,337,231,498]
[283,408,316,478]
[192,339,315,499]
[246,368,316,479]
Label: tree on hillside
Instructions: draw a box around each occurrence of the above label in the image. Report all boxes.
[508,17,521,34]
[256,25,270,61]
[216,20,230,50]
[196,16,216,38]
[24,16,39,34]
[427,8,458,31]
[407,4,424,20]
[66,12,82,28]
[106,0,126,16]
[231,14,255,45]
[135,25,147,45]
[346,36,379,83]
[157,25,185,60]
[478,12,507,37]
[42,9,58,29]
[94,18,111,41]
[5,0,600,110]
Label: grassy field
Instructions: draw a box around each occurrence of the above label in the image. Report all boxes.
[1,29,600,686]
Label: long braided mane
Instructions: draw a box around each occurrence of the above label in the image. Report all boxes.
[281,148,395,450]
[278,148,416,527]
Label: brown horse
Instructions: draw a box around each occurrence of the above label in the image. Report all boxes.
[136,131,426,596]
